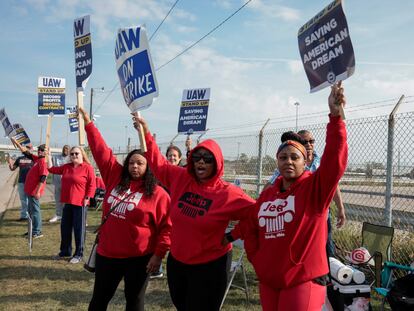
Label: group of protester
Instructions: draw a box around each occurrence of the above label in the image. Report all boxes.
[8,138,106,264]
[7,82,347,311]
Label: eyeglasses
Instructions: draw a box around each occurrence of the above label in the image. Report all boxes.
[70,152,80,156]
[192,152,214,164]
[303,139,315,145]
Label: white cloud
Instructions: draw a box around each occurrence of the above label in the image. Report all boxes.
[248,0,300,21]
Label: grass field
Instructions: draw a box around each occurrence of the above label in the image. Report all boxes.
[0,202,393,310]
[0,203,262,311]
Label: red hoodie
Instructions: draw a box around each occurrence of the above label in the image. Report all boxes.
[241,115,347,289]
[85,123,172,259]
[144,132,255,264]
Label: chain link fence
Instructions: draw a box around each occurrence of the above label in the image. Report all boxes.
[155,111,414,267]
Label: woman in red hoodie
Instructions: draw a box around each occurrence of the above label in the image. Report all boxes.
[78,108,172,311]
[240,82,348,311]
[134,116,255,311]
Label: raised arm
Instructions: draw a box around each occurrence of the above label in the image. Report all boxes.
[78,107,122,186]
[133,115,186,189]
[310,82,348,213]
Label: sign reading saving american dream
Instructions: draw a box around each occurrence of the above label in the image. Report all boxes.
[177,88,211,134]
[67,107,79,133]
[298,0,355,93]
[74,15,92,90]
[37,77,66,115]
[11,124,31,145]
[115,26,159,112]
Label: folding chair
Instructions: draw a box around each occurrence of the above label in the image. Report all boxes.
[374,261,414,311]
[220,239,249,310]
[94,188,105,211]
[361,222,394,263]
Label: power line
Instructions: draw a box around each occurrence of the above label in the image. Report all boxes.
[93,0,181,115]
[156,0,253,71]
[149,0,180,41]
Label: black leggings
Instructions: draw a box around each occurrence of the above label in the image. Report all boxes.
[88,253,151,311]
[167,252,232,311]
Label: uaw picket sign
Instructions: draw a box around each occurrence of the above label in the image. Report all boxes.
[37,77,66,116]
[0,108,13,137]
[67,107,79,133]
[11,124,31,146]
[177,88,211,134]
[115,26,159,112]
[74,15,92,91]
[298,0,355,92]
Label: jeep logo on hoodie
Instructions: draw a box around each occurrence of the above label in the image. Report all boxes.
[178,192,213,218]
[258,196,295,238]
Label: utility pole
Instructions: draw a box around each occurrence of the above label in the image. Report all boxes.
[89,87,104,119]
[294,102,300,132]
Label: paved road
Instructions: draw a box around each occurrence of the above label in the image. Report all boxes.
[0,164,55,220]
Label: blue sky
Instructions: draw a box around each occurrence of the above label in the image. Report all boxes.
[1,0,413,149]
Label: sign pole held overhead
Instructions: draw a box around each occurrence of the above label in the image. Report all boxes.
[74,15,93,146]
[115,25,159,152]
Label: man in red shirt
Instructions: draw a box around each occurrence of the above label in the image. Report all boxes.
[23,144,49,238]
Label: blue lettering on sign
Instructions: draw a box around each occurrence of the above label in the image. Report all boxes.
[186,89,207,100]
[115,28,141,60]
[42,78,62,88]
[117,50,156,105]
[74,19,85,37]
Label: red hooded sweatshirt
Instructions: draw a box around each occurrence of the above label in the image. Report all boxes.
[85,123,172,259]
[241,115,347,289]
[24,154,48,197]
[144,132,255,265]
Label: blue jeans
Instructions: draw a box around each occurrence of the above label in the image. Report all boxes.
[326,210,335,257]
[60,204,87,257]
[17,183,29,219]
[28,196,42,235]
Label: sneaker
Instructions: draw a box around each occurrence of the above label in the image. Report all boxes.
[23,232,29,237]
[32,233,44,239]
[53,254,69,260]
[18,217,28,221]
[49,215,62,223]
[150,272,164,279]
[69,256,81,264]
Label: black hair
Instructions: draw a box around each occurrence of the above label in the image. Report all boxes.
[116,149,157,197]
[166,145,182,158]
[280,131,306,145]
[37,144,46,151]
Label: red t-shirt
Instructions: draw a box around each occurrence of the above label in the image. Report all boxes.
[24,156,48,197]
[48,162,96,206]
[144,132,255,265]
[240,115,348,290]
[95,176,105,190]
[85,122,172,259]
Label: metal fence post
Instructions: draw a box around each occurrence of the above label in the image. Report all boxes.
[256,119,270,197]
[384,95,405,226]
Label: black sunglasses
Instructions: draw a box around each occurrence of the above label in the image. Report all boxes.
[70,152,80,156]
[303,139,315,145]
[192,153,214,164]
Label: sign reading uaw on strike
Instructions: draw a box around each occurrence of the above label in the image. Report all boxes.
[37,77,66,115]
[74,15,92,90]
[178,88,211,134]
[298,0,355,92]
[115,26,158,112]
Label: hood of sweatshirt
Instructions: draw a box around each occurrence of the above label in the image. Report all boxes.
[186,139,224,186]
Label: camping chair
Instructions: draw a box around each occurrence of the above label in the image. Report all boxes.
[220,239,249,310]
[361,222,394,264]
[374,261,414,311]
[94,188,105,211]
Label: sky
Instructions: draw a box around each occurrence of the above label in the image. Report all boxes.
[1,0,413,150]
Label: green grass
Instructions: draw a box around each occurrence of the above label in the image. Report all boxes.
[0,202,393,310]
[0,203,261,311]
